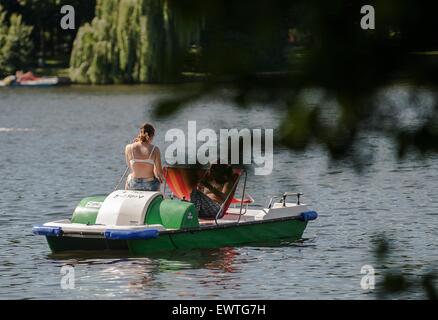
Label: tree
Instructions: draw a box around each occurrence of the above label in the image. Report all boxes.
[0,5,33,77]
[0,0,96,62]
[69,0,203,84]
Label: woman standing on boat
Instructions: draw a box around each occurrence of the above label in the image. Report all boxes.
[125,123,164,191]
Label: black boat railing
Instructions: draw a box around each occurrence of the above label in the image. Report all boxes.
[236,170,248,224]
[214,169,247,225]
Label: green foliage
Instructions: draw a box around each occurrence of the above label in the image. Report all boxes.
[1,0,95,62]
[69,0,203,84]
[373,235,437,299]
[0,6,33,77]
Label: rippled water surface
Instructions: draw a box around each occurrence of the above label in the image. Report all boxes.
[0,85,437,299]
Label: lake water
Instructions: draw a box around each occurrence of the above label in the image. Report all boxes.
[0,84,437,299]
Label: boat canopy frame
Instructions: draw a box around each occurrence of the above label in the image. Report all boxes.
[214,168,248,225]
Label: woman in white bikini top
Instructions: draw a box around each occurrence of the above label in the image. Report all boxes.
[125,123,164,191]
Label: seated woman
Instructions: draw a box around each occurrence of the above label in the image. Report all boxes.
[190,164,234,219]
[125,123,164,191]
[15,70,38,82]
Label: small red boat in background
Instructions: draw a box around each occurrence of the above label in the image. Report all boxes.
[0,71,70,87]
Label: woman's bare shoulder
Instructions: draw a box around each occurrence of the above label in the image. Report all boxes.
[125,143,135,153]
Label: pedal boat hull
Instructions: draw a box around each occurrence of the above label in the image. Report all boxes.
[42,214,310,254]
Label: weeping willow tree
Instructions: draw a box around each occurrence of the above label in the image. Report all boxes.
[0,5,33,77]
[69,0,203,84]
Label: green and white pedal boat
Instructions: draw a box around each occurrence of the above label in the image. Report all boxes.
[33,167,317,255]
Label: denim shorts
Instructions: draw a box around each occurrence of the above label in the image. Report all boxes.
[126,177,160,191]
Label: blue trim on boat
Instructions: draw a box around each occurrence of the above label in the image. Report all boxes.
[104,229,159,240]
[32,225,63,237]
[299,211,318,222]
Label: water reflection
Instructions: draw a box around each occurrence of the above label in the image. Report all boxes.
[46,238,313,293]
[47,247,240,291]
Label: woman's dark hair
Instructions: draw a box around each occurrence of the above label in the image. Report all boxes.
[208,164,233,184]
[135,123,155,143]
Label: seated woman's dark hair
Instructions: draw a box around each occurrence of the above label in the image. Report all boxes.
[208,164,233,184]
